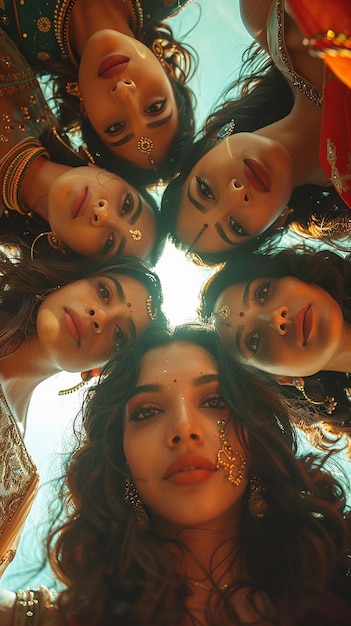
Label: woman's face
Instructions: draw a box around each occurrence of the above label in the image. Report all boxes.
[213,277,344,376]
[47,166,157,260]
[78,30,179,169]
[36,273,152,372]
[176,133,293,254]
[124,341,248,531]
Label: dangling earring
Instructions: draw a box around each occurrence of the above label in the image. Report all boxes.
[217,119,236,141]
[124,477,149,528]
[30,231,65,259]
[58,369,100,396]
[66,81,82,100]
[248,474,268,519]
[216,420,247,485]
[292,377,337,415]
[151,39,166,68]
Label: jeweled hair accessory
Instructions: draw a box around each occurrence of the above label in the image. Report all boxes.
[146,295,157,321]
[129,229,142,241]
[137,136,156,169]
[217,119,236,141]
[216,420,247,485]
[216,305,231,320]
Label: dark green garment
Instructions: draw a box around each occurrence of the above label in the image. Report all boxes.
[0,0,192,70]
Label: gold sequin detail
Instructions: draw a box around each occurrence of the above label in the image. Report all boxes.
[37,51,50,61]
[37,16,51,32]
[327,138,351,194]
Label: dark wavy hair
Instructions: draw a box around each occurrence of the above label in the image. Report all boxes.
[0,247,165,356]
[46,22,196,188]
[47,323,351,626]
[161,42,351,265]
[200,246,351,441]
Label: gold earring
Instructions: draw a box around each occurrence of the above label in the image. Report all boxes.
[129,229,142,241]
[146,295,157,321]
[66,81,82,100]
[216,420,247,485]
[58,369,100,396]
[151,39,166,67]
[248,474,268,519]
[124,477,149,528]
[292,377,337,415]
[30,231,65,259]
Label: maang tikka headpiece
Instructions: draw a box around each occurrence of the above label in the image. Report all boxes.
[137,136,156,170]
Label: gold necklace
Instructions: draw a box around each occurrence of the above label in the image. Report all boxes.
[126,0,144,33]
[54,0,79,66]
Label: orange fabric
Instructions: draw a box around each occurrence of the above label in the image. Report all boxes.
[319,69,351,208]
[287,0,351,88]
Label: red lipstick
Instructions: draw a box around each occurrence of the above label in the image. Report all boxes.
[243,159,271,192]
[98,55,130,78]
[163,455,216,486]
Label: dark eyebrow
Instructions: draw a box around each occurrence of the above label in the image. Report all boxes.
[108,276,125,302]
[129,375,219,399]
[187,182,208,213]
[243,280,252,308]
[146,110,173,129]
[130,383,163,398]
[193,374,219,386]
[129,194,142,225]
[108,132,135,148]
[215,223,239,247]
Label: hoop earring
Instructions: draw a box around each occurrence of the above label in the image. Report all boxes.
[292,377,337,415]
[30,232,65,259]
[248,474,268,519]
[58,369,100,396]
[124,477,149,528]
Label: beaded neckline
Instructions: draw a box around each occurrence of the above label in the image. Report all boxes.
[275,0,323,106]
[53,0,144,66]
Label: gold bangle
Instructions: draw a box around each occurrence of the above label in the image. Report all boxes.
[1,139,49,214]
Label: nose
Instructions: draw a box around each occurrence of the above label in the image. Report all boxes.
[229,178,251,204]
[92,200,112,226]
[270,306,288,335]
[167,401,205,448]
[111,79,136,96]
[87,306,109,333]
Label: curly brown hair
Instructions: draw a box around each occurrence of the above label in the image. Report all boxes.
[47,323,351,626]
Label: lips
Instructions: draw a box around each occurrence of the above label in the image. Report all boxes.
[163,455,216,486]
[243,159,271,192]
[98,55,130,78]
[63,308,83,347]
[295,305,312,346]
[71,187,90,219]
